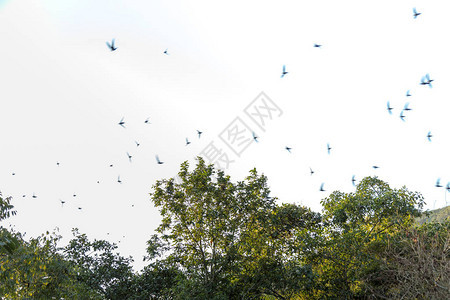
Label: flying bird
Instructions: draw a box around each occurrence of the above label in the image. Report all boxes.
[372,166,379,169]
[285,146,292,153]
[310,168,314,176]
[427,131,432,142]
[197,130,203,138]
[126,152,132,162]
[406,90,411,97]
[73,194,76,197]
[118,117,125,128]
[78,207,82,210]
[403,102,412,111]
[156,155,164,164]
[106,39,117,51]
[327,143,332,155]
[163,49,169,55]
[387,101,393,114]
[185,138,191,146]
[281,65,288,78]
[32,193,37,199]
[12,172,15,176]
[435,178,442,188]
[109,164,113,167]
[413,7,421,19]
[118,176,122,184]
[252,132,258,142]
[352,175,356,186]
[135,141,140,147]
[320,183,325,192]
[400,110,406,121]
[420,74,433,88]
[145,118,151,124]
[57,162,60,166]
[446,183,450,192]
[313,43,322,48]
[60,199,65,207]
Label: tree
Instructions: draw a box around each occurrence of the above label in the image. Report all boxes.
[0,193,19,256]
[0,230,101,299]
[63,228,135,300]
[301,176,425,298]
[149,157,320,299]
[366,221,450,298]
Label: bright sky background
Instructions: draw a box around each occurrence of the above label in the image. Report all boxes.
[1,0,449,271]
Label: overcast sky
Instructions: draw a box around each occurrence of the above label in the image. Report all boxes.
[1,0,449,270]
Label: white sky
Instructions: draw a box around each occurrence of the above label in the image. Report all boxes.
[1,0,449,271]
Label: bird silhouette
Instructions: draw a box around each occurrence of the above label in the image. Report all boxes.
[403,102,412,111]
[435,178,442,188]
[12,172,15,176]
[73,194,76,197]
[413,8,421,19]
[106,39,117,51]
[310,168,314,176]
[118,117,125,128]
[32,193,37,198]
[163,49,169,55]
[400,110,406,121]
[156,155,164,164]
[427,131,432,142]
[145,118,151,124]
[127,152,132,162]
[110,164,113,167]
[78,207,82,210]
[197,130,203,138]
[281,65,288,78]
[352,175,356,186]
[57,162,60,166]
[118,176,122,184]
[285,146,292,153]
[252,132,258,142]
[327,143,332,155]
[387,101,393,114]
[420,74,433,88]
[372,166,379,169]
[313,43,322,48]
[60,199,65,207]
[320,183,325,192]
[185,138,191,146]
[446,183,450,192]
[135,141,140,147]
[406,90,411,97]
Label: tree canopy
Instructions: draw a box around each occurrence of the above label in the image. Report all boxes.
[1,159,448,299]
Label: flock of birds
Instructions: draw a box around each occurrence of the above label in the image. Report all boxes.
[275,8,449,195]
[8,7,449,217]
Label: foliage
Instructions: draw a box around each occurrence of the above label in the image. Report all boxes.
[364,221,450,299]
[63,228,135,299]
[2,164,448,299]
[0,230,101,299]
[0,193,18,256]
[300,176,425,298]
[149,157,320,299]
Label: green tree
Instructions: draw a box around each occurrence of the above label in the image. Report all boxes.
[302,176,425,298]
[0,229,101,299]
[150,157,320,299]
[0,193,19,256]
[63,228,135,299]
